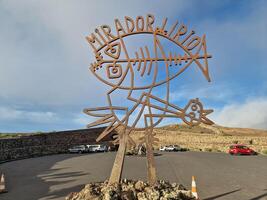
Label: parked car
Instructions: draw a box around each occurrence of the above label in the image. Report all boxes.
[229,144,257,155]
[87,144,108,152]
[68,145,88,154]
[160,145,182,152]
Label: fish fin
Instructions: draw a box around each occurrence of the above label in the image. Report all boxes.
[145,46,154,75]
[83,107,111,117]
[83,106,126,117]
[201,109,214,125]
[193,35,212,82]
[86,114,114,128]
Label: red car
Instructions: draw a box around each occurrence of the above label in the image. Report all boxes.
[229,144,257,155]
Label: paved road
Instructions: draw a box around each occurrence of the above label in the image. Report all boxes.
[0,152,267,200]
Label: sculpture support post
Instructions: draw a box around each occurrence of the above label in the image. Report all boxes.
[146,132,157,185]
[108,130,128,184]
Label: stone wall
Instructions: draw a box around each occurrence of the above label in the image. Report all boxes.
[0,127,116,162]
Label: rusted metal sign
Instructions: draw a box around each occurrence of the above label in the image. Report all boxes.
[84,14,214,185]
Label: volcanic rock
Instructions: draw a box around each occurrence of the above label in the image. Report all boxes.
[65,179,195,200]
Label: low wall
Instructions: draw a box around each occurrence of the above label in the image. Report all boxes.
[0,127,116,162]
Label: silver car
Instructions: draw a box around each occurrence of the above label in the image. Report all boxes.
[68,145,88,153]
[87,144,108,152]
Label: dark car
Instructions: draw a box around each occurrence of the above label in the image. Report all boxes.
[229,144,257,155]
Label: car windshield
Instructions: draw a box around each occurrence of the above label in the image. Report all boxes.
[73,146,83,149]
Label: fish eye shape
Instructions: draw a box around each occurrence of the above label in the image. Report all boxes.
[191,104,198,111]
[104,42,121,59]
[106,64,122,79]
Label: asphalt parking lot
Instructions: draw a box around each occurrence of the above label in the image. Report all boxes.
[0,151,267,200]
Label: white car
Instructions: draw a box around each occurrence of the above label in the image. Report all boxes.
[68,145,88,153]
[87,144,108,152]
[160,145,182,152]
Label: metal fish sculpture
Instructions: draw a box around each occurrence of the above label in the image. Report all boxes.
[84,14,214,185]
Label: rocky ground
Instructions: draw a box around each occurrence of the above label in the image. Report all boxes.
[65,179,195,200]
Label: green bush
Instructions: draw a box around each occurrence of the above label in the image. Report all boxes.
[261,149,267,155]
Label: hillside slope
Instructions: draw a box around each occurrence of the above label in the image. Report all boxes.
[128,124,267,154]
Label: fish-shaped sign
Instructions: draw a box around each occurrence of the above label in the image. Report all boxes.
[84,14,214,185]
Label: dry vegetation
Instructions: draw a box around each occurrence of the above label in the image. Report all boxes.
[2,124,267,155]
[127,124,267,154]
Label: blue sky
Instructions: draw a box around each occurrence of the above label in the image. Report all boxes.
[0,0,266,132]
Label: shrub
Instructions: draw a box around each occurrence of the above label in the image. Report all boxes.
[213,148,221,152]
[204,148,212,152]
[261,149,267,155]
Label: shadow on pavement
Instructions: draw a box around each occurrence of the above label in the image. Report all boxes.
[0,154,88,200]
[40,171,88,179]
[203,189,241,200]
[248,191,267,200]
[42,184,85,200]
[126,153,162,157]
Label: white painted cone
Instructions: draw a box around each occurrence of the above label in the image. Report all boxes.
[191,176,199,199]
[0,173,7,193]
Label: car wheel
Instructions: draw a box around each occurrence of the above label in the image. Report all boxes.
[78,150,82,154]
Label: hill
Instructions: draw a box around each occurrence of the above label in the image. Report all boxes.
[129,124,267,154]
[1,124,267,154]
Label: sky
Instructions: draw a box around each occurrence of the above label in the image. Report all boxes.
[0,0,266,132]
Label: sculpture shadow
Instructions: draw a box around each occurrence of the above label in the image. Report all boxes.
[0,154,89,200]
[125,152,163,157]
[203,189,241,200]
[203,189,267,200]
[153,152,162,156]
[248,191,267,200]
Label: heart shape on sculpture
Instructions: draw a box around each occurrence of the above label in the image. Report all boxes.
[104,42,121,59]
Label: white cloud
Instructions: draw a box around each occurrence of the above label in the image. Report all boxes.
[0,1,266,131]
[0,1,191,107]
[0,106,58,123]
[169,84,236,103]
[73,114,93,126]
[1,1,264,106]
[211,97,267,129]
